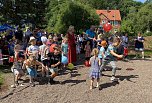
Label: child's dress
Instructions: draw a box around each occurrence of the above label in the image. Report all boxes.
[76,43,80,54]
[89,56,100,79]
[85,45,91,58]
[61,43,68,57]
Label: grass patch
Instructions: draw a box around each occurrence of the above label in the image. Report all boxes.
[0,65,11,86]
[144,50,152,57]
[0,72,4,85]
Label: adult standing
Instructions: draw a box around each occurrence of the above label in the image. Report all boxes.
[85,25,97,49]
[67,26,77,63]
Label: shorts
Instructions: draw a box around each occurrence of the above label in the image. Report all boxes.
[27,67,37,77]
[49,68,58,74]
[11,69,23,75]
[42,59,49,66]
[135,48,144,51]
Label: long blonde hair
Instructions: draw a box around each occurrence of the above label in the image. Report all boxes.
[91,48,99,57]
[68,25,75,33]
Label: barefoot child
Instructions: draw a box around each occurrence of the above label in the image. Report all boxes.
[24,55,44,87]
[100,37,123,81]
[89,48,101,90]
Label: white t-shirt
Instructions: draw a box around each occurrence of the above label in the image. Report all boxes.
[39,44,49,61]
[121,36,128,47]
[79,37,83,42]
[28,45,39,59]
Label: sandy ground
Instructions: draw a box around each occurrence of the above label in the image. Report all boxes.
[0,59,152,103]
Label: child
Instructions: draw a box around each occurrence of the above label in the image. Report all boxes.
[98,40,107,64]
[47,46,61,84]
[39,36,50,77]
[24,55,44,87]
[84,41,91,59]
[100,37,123,81]
[61,38,68,57]
[28,36,39,60]
[89,48,101,90]
[121,33,128,48]
[8,39,15,56]
[135,32,144,59]
[11,45,26,87]
[76,42,81,56]
[47,35,54,46]
[97,34,102,50]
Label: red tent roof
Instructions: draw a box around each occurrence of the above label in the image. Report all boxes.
[96,10,121,21]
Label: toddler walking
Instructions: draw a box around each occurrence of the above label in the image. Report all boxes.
[89,48,101,90]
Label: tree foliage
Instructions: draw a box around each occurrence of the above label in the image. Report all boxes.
[0,0,46,27]
[46,0,100,34]
[121,3,152,35]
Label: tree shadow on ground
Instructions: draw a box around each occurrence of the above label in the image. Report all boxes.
[103,66,122,71]
[116,75,139,83]
[103,74,139,83]
[99,81,119,90]
[99,74,139,90]
[61,79,86,86]
[0,65,11,73]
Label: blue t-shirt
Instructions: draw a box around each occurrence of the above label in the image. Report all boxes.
[37,32,42,41]
[98,47,105,59]
[104,44,116,60]
[86,29,96,39]
[97,40,102,50]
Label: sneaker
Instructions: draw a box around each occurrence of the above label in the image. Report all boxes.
[142,57,144,59]
[20,84,24,86]
[30,83,35,87]
[49,78,53,85]
[15,81,19,86]
[11,84,16,88]
[110,76,116,81]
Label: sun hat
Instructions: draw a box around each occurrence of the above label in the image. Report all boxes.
[48,35,53,39]
[41,36,47,43]
[29,36,36,42]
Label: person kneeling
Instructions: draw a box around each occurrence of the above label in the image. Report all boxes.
[48,46,61,84]
[24,55,44,87]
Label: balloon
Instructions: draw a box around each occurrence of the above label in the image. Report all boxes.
[61,56,68,64]
[103,23,112,32]
[84,60,91,67]
[50,44,57,52]
[68,63,74,70]
[124,47,128,56]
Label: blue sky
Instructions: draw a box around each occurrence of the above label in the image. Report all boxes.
[134,0,146,3]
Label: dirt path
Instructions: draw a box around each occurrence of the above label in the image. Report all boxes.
[1,59,152,103]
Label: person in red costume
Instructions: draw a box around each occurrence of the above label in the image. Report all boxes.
[67,26,77,63]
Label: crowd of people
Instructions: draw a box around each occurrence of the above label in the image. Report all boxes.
[0,25,145,89]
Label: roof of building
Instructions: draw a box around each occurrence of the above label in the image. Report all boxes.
[96,10,121,21]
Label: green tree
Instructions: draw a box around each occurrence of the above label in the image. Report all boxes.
[0,0,46,27]
[47,1,100,34]
[121,3,152,35]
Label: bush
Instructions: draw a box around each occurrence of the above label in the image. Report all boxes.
[143,32,152,36]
